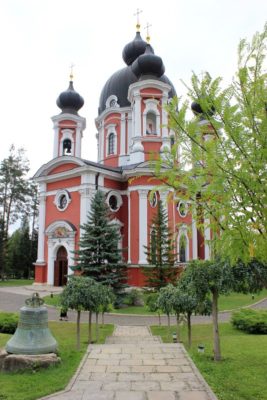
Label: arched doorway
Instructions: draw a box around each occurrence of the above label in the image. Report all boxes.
[54,246,68,286]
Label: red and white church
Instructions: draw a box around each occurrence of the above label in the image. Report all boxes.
[33,28,211,287]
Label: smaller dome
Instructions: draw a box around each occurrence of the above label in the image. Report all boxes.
[122,32,153,66]
[56,81,84,115]
[191,100,215,116]
[131,44,165,80]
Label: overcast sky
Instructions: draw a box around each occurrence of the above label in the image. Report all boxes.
[0,0,266,175]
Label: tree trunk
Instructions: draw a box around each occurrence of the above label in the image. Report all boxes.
[176,314,180,342]
[158,312,161,326]
[102,311,105,326]
[187,312,192,348]
[96,312,99,343]
[167,313,170,328]
[76,310,81,350]
[88,310,92,344]
[212,289,221,361]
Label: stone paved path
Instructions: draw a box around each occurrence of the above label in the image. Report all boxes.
[40,325,217,400]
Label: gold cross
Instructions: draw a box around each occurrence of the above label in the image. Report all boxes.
[144,22,152,43]
[69,63,75,81]
[134,8,143,31]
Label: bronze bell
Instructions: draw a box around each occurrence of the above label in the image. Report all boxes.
[6,293,58,355]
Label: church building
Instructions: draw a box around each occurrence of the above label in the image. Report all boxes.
[33,25,210,287]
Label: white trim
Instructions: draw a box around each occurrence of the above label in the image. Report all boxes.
[45,220,77,285]
[204,218,211,260]
[128,80,171,102]
[177,226,190,262]
[142,99,160,136]
[177,200,188,218]
[59,129,74,156]
[51,113,86,130]
[105,95,120,109]
[106,191,123,212]
[106,124,117,156]
[36,185,46,264]
[120,113,126,157]
[54,189,72,211]
[192,217,198,259]
[53,122,59,158]
[138,189,148,264]
[128,193,131,264]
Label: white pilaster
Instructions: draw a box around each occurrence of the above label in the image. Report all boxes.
[36,184,46,264]
[120,113,126,156]
[75,123,82,158]
[204,217,211,260]
[134,94,141,137]
[47,242,54,285]
[161,93,169,138]
[80,188,93,227]
[53,123,59,158]
[160,192,168,216]
[138,189,148,264]
[127,193,131,264]
[192,217,198,259]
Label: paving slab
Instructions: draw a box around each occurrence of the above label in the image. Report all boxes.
[38,325,218,400]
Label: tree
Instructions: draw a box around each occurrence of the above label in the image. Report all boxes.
[145,292,162,325]
[72,190,127,302]
[144,200,177,289]
[157,284,175,328]
[181,259,233,361]
[155,24,267,263]
[0,146,33,278]
[60,276,90,350]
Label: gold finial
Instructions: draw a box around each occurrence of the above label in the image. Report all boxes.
[144,22,152,43]
[134,8,143,32]
[69,63,75,81]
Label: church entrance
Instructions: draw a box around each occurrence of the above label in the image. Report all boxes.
[54,246,68,286]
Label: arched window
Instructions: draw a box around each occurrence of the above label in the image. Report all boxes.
[108,133,115,155]
[146,112,157,135]
[179,235,187,262]
[63,139,72,155]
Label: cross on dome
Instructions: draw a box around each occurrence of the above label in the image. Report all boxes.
[69,63,75,81]
[144,22,152,43]
[134,8,143,32]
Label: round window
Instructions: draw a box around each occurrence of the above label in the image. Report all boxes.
[55,190,71,211]
[177,201,188,218]
[150,192,157,208]
[109,195,118,211]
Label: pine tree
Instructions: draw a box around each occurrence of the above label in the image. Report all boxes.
[144,200,177,289]
[72,190,127,301]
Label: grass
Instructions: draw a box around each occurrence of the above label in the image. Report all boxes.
[44,289,267,314]
[151,323,267,400]
[0,279,33,287]
[0,321,114,400]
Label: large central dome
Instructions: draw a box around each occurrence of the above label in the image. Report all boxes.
[98,32,176,115]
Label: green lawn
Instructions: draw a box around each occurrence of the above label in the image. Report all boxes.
[43,289,267,314]
[151,323,267,400]
[0,321,114,400]
[0,279,33,287]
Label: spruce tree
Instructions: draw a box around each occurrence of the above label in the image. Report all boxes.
[144,200,177,289]
[72,190,127,301]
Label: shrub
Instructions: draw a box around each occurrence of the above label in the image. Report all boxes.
[125,289,144,306]
[231,309,267,334]
[0,312,18,334]
[145,292,159,312]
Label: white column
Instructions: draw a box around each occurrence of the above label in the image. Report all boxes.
[204,217,211,260]
[127,113,132,154]
[127,193,131,264]
[160,192,168,216]
[75,123,82,158]
[47,241,54,285]
[36,186,46,264]
[138,189,148,264]
[134,94,141,137]
[80,188,93,228]
[120,113,126,156]
[192,217,198,259]
[53,123,59,158]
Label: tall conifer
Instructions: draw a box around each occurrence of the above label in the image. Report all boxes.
[72,190,127,301]
[144,200,177,289]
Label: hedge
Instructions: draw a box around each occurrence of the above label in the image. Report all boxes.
[231,308,267,334]
[0,312,18,334]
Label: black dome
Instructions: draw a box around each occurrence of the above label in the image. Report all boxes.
[122,32,153,66]
[131,44,165,79]
[191,100,215,116]
[98,66,176,115]
[56,81,84,115]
